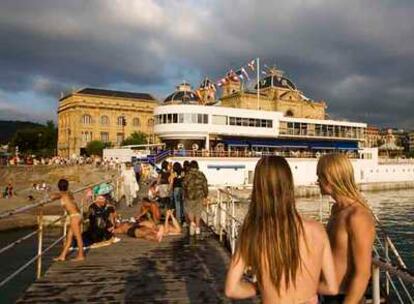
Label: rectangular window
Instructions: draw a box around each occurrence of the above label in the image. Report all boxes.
[229,117,236,125]
[197,113,203,124]
[212,115,227,125]
[327,125,334,137]
[116,133,124,145]
[294,123,300,135]
[266,120,273,128]
[184,113,191,123]
[101,132,109,143]
[203,114,208,124]
[236,117,242,126]
[334,126,340,137]
[167,114,172,124]
[173,114,178,123]
[162,114,166,124]
[301,123,307,135]
[178,113,184,123]
[315,124,322,136]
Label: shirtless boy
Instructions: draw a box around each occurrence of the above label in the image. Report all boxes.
[53,179,85,261]
[317,154,375,303]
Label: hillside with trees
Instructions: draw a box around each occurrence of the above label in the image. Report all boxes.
[0,121,43,144]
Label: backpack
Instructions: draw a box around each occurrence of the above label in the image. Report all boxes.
[185,170,207,201]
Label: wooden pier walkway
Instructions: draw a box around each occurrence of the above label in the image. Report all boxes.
[16,201,255,303]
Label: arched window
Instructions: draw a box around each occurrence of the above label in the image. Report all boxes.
[285,110,294,117]
[147,118,154,128]
[133,117,140,127]
[101,115,109,125]
[117,116,124,126]
[82,114,92,125]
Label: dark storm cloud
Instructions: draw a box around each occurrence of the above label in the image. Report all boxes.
[0,0,413,128]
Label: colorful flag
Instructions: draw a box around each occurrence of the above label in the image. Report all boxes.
[248,60,255,71]
[235,69,244,80]
[241,67,250,80]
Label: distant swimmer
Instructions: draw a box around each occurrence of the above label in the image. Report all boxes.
[317,154,375,303]
[53,179,85,262]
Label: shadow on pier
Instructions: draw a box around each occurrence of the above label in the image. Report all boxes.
[16,227,257,303]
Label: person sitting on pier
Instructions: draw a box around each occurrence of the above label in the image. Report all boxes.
[82,195,116,246]
[225,156,338,303]
[53,179,85,262]
[317,154,376,304]
[135,197,161,224]
[115,208,181,241]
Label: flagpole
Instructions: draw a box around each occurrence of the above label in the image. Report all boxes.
[256,57,260,109]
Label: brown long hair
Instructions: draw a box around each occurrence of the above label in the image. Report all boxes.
[317,154,369,209]
[236,156,304,294]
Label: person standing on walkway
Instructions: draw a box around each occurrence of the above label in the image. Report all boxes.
[182,160,208,236]
[225,156,338,303]
[133,161,142,184]
[53,179,85,261]
[157,160,172,209]
[121,162,139,207]
[172,162,184,223]
[317,154,375,304]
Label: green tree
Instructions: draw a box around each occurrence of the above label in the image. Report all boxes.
[122,131,147,146]
[9,120,58,156]
[86,140,106,156]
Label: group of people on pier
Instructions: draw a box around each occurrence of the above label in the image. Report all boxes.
[53,153,374,303]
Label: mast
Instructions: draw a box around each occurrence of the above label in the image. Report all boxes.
[256,57,260,109]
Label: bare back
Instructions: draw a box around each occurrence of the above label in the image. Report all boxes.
[327,203,375,295]
[260,219,331,303]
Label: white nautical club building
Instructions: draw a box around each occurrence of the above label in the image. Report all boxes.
[108,72,414,187]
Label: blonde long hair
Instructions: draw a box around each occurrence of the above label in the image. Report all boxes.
[317,153,369,209]
[236,156,304,294]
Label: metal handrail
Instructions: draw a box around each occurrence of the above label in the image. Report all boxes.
[0,178,121,290]
[0,214,65,255]
[205,186,414,304]
[0,179,113,220]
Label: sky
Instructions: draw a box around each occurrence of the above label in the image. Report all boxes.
[0,0,413,128]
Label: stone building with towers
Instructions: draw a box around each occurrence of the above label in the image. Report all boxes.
[220,67,326,119]
[57,88,158,157]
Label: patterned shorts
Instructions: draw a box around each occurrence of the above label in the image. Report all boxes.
[184,199,203,217]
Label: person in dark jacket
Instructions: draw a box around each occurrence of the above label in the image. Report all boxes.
[182,160,208,236]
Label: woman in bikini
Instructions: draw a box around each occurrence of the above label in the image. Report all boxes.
[225,156,338,303]
[53,179,85,261]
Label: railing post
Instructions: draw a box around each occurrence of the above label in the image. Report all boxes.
[319,194,323,223]
[372,264,380,304]
[36,207,43,279]
[218,191,223,242]
[231,195,236,254]
[385,237,390,296]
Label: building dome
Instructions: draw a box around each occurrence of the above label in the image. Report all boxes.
[163,81,200,104]
[257,75,297,90]
[254,67,297,90]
